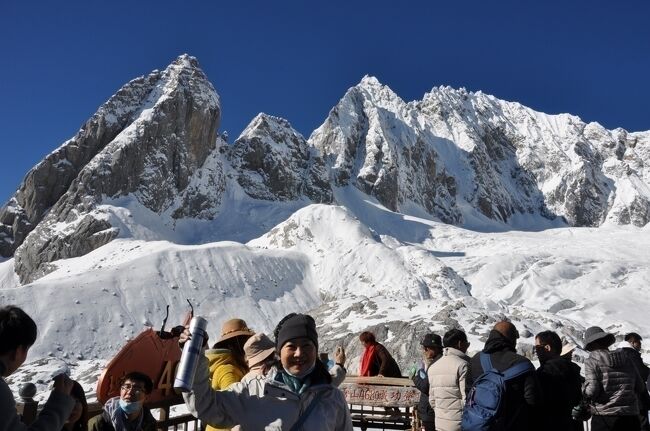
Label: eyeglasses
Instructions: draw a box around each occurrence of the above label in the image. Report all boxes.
[120,384,145,395]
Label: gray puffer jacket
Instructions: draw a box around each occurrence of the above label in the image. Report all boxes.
[583,348,644,416]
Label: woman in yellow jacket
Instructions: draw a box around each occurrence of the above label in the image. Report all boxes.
[205,318,254,431]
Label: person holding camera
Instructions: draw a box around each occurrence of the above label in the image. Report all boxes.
[1,305,75,431]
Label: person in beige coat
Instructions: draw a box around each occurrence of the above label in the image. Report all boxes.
[427,329,471,431]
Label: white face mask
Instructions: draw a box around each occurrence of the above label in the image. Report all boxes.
[119,399,142,415]
[283,361,315,379]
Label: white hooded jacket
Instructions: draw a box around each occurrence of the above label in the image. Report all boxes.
[184,355,352,431]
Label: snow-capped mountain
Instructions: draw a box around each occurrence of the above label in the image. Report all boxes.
[1,55,649,394]
[310,76,650,229]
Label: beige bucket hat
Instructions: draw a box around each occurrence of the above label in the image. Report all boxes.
[560,343,576,357]
[244,333,276,367]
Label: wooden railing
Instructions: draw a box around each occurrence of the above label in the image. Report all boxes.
[17,384,203,431]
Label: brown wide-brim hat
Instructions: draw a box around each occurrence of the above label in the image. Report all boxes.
[215,318,254,345]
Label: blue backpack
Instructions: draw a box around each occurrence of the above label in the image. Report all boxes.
[461,352,533,431]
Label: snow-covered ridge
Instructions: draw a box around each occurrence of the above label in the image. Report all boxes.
[2,196,648,395]
[309,76,649,229]
[0,55,648,285]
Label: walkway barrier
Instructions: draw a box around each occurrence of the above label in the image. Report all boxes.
[18,376,422,430]
[17,385,203,431]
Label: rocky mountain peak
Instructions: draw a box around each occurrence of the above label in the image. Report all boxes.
[309,78,650,228]
[161,54,221,110]
[173,53,200,68]
[239,113,300,141]
[354,75,407,111]
[309,76,462,223]
[228,113,332,203]
[3,55,222,283]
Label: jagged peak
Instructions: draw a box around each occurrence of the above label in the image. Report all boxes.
[252,112,292,126]
[359,75,383,88]
[331,75,407,113]
[157,54,220,111]
[238,112,303,141]
[422,84,482,103]
[421,85,583,125]
[355,75,400,100]
[170,53,201,70]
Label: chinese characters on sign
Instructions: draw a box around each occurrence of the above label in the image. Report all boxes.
[341,384,420,407]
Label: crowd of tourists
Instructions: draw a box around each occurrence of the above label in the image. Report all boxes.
[2,304,650,431]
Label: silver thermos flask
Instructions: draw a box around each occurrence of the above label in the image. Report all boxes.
[174,316,208,392]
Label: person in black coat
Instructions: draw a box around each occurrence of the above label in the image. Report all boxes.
[412,333,443,431]
[469,321,541,431]
[534,331,583,431]
[620,332,650,431]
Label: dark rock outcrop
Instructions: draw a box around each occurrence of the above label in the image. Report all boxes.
[0,70,164,257]
[228,114,332,203]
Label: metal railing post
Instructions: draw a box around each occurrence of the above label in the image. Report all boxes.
[17,383,38,425]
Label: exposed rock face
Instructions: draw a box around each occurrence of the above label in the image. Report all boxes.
[9,55,222,283]
[0,70,165,257]
[228,114,332,203]
[318,316,439,374]
[416,87,649,226]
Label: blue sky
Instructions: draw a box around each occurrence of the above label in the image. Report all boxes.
[1,1,649,204]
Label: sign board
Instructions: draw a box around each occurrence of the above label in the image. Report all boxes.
[340,382,420,407]
[96,328,183,404]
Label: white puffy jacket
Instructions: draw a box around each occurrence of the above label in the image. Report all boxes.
[427,347,470,431]
[184,355,353,431]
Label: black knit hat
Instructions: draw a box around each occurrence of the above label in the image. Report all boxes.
[421,333,442,349]
[275,313,319,349]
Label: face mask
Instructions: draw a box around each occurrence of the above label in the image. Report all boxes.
[119,399,142,415]
[284,362,315,379]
